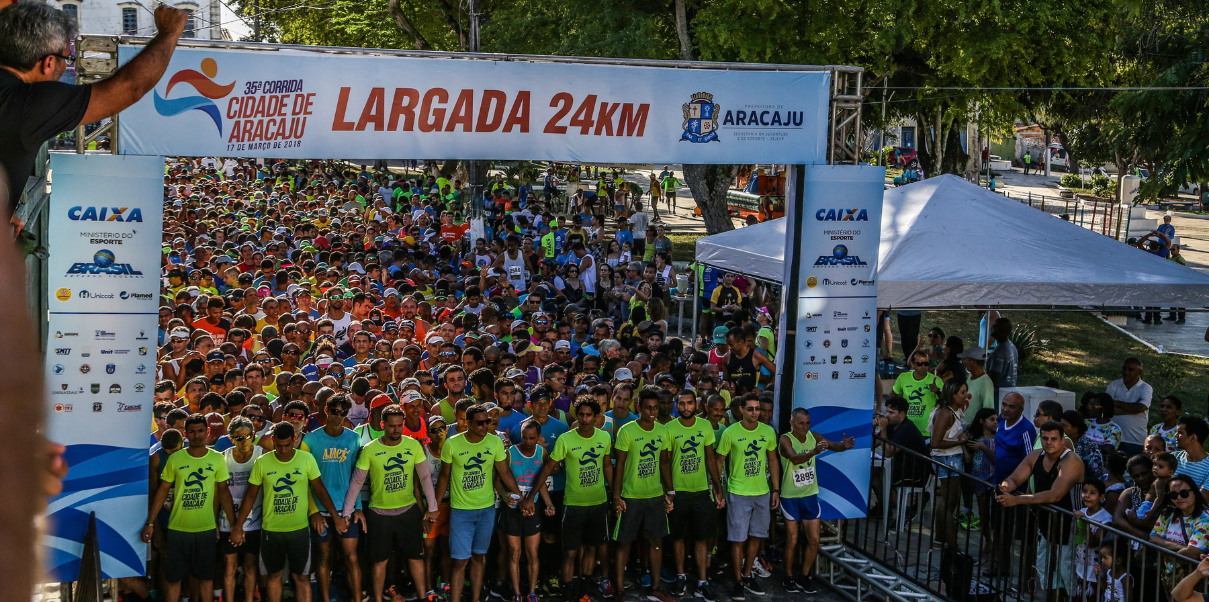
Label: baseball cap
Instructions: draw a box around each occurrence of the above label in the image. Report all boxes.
[400,390,424,405]
[505,368,526,379]
[510,320,528,331]
[956,346,986,361]
[554,340,571,351]
[614,368,634,381]
[170,327,191,340]
[482,401,501,414]
[399,377,421,390]
[369,394,394,410]
[713,326,729,345]
[655,372,676,385]
[428,415,447,429]
[205,351,225,363]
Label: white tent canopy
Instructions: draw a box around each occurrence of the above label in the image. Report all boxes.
[694,174,1209,308]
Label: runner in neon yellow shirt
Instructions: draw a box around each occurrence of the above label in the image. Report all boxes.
[665,390,726,599]
[230,422,346,602]
[715,396,780,598]
[777,407,854,593]
[343,406,440,602]
[526,397,615,599]
[435,404,524,602]
[142,416,236,602]
[611,388,674,602]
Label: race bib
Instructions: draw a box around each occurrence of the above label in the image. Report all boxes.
[519,485,532,495]
[546,476,554,491]
[792,464,816,488]
[509,265,523,278]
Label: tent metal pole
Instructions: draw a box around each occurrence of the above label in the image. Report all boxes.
[691,290,698,346]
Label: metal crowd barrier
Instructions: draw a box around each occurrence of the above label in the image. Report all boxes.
[817,435,1207,602]
[997,190,1130,240]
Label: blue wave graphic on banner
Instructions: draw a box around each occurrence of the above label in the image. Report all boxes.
[44,444,148,581]
[153,91,223,134]
[795,404,872,519]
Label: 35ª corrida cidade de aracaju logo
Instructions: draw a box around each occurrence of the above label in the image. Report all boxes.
[153,58,235,134]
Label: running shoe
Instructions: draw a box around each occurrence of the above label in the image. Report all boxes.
[636,573,652,589]
[752,558,771,579]
[645,589,675,602]
[693,581,717,602]
[796,575,818,594]
[742,577,765,596]
[781,578,801,593]
[599,578,615,600]
[669,575,687,597]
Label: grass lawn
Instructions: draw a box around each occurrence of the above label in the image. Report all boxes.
[906,310,1209,419]
[669,233,703,263]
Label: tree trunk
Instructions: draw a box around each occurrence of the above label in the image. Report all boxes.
[683,164,738,234]
[387,0,433,50]
[932,106,945,176]
[963,121,981,182]
[673,0,693,61]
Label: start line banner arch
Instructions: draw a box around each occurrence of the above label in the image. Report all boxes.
[114,43,833,163]
[47,38,873,580]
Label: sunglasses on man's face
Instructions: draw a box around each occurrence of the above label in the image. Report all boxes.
[286,412,306,420]
[248,415,266,422]
[328,409,349,417]
[473,419,491,426]
[231,434,253,442]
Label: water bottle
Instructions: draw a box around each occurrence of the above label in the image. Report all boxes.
[1158,345,1165,354]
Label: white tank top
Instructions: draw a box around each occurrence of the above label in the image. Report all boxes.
[1101,572,1127,602]
[221,446,263,532]
[502,250,527,290]
[580,255,597,294]
[928,406,965,457]
[656,265,672,288]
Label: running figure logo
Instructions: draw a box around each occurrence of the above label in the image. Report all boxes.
[579,447,602,467]
[273,469,301,493]
[183,465,213,489]
[384,450,412,473]
[461,452,489,492]
[679,435,702,474]
[153,57,235,134]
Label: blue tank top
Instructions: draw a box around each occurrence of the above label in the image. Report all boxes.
[509,445,544,493]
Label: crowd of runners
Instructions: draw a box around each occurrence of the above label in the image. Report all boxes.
[141,158,853,602]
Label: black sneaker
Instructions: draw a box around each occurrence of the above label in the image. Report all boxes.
[742,577,765,596]
[780,578,801,593]
[796,575,818,594]
[731,582,745,601]
[693,581,716,602]
[669,576,687,597]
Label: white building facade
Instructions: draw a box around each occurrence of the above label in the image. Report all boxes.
[50,0,229,41]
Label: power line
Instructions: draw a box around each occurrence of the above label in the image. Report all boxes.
[881,86,1209,91]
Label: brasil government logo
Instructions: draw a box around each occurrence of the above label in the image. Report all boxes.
[67,249,143,276]
[153,58,235,135]
[681,92,719,143]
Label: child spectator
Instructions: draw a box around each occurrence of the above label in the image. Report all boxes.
[1147,452,1178,510]
[964,408,997,549]
[1094,537,1133,602]
[1073,479,1112,601]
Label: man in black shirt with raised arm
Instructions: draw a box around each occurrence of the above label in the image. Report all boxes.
[0,2,187,215]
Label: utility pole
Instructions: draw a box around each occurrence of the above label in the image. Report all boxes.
[253,0,260,42]
[465,0,485,238]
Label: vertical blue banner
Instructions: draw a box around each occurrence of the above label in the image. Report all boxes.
[791,164,884,519]
[43,154,164,580]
